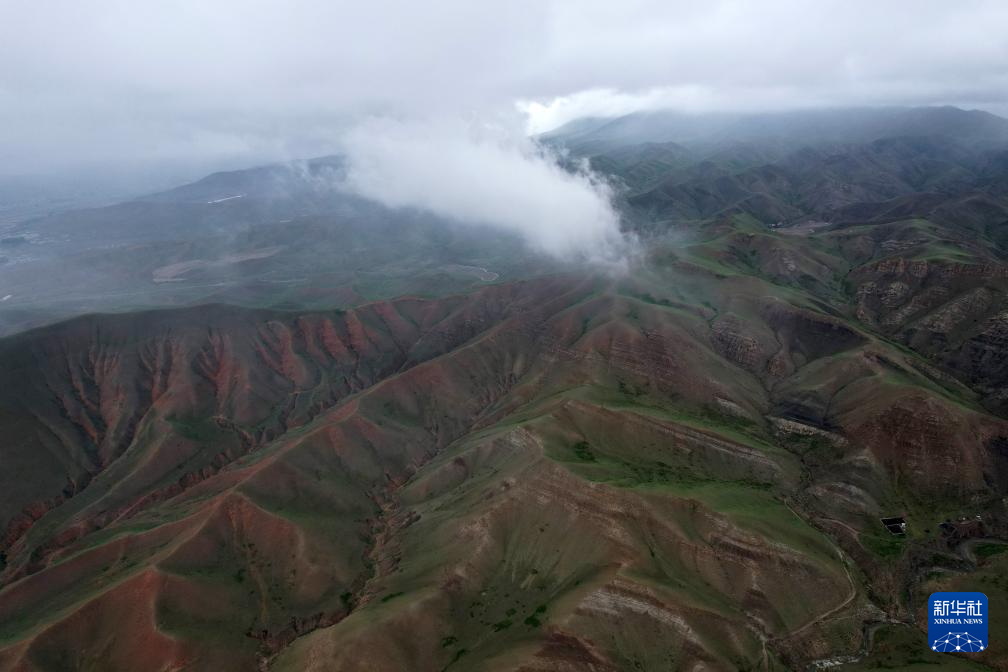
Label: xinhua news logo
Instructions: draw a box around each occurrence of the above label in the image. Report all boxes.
[929,592,988,653]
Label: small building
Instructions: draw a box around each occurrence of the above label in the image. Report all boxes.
[939,517,985,542]
[881,516,907,536]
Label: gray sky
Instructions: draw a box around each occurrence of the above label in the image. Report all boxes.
[2,0,1007,172]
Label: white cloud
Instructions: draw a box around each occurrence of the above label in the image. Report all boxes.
[339,117,630,264]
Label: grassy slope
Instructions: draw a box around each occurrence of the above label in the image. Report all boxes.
[1,208,1007,670]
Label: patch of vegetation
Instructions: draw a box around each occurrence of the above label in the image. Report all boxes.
[524,604,548,628]
[380,591,405,603]
[618,380,646,397]
[636,292,673,307]
[572,440,596,462]
[859,532,905,558]
[168,416,232,444]
[444,648,468,670]
[492,618,513,631]
[974,542,1008,559]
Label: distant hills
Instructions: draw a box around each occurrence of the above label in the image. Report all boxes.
[0,156,547,336]
[141,156,347,204]
[545,107,1008,250]
[545,105,1008,152]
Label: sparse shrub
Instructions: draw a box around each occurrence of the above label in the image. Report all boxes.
[573,441,595,461]
[975,542,1008,559]
[524,605,547,628]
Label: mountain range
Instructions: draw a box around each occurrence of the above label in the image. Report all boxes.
[2,106,1008,671]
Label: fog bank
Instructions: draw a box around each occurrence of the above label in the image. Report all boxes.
[340,118,631,264]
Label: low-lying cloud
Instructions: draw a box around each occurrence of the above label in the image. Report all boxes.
[340,117,630,265]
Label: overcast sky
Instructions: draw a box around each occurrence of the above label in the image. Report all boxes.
[2,0,1007,173]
